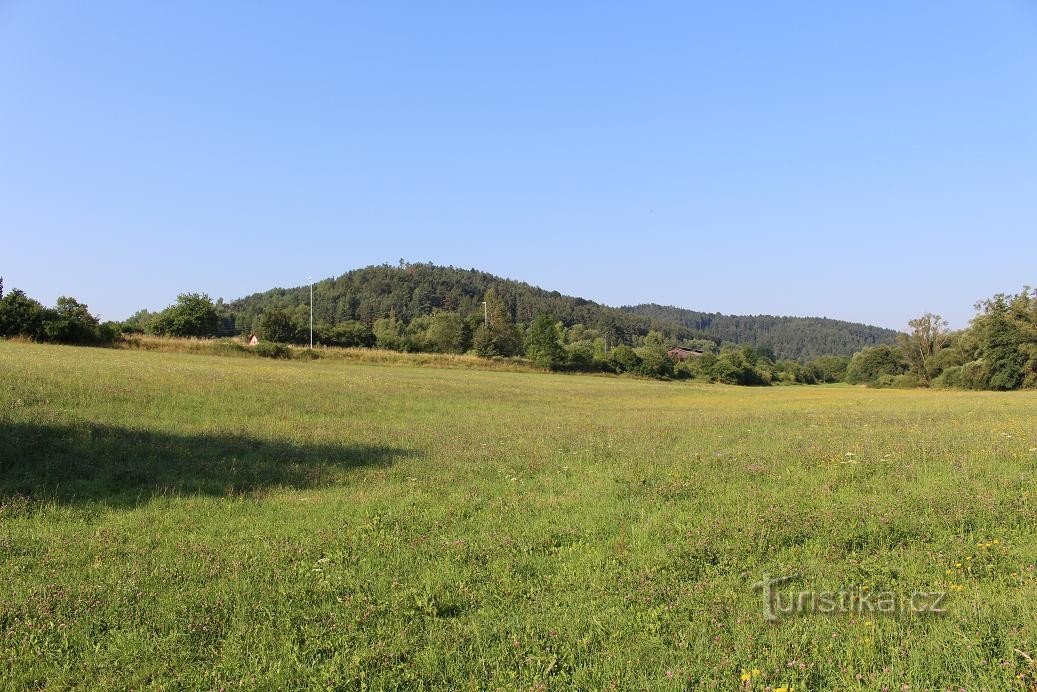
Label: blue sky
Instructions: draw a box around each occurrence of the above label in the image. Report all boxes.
[2,1,1035,329]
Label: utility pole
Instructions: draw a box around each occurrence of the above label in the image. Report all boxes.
[482,300,488,326]
[308,277,313,348]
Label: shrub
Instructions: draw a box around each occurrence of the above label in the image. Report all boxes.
[525,315,566,370]
[148,294,220,338]
[0,289,47,339]
[320,321,375,348]
[252,342,292,359]
[211,341,249,357]
[606,345,641,373]
[845,345,906,385]
[565,341,597,370]
[890,373,922,389]
[259,309,300,344]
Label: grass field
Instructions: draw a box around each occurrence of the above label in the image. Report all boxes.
[2,341,1037,690]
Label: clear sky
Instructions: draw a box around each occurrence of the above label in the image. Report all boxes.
[2,2,1035,329]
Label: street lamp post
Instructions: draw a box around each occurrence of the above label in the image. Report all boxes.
[482,300,488,325]
[308,278,313,349]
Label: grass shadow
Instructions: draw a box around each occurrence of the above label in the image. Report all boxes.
[0,421,413,508]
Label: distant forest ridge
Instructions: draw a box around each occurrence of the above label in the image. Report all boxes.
[224,263,898,360]
[624,304,900,361]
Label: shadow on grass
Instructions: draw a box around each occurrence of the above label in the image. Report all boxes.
[0,421,413,507]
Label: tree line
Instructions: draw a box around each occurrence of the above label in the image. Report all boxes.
[0,278,119,345]
[843,287,1037,390]
[4,269,1031,391]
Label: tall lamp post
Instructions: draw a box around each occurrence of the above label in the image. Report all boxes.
[308,277,313,348]
[481,300,488,325]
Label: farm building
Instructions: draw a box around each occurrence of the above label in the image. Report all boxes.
[666,346,705,361]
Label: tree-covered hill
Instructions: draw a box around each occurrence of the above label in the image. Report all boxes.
[226,263,679,345]
[623,304,899,360]
[222,263,897,360]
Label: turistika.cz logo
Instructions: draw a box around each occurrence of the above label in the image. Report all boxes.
[752,574,946,622]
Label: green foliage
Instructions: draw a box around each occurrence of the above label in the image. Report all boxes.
[845,345,906,385]
[847,289,1035,391]
[917,288,1037,391]
[473,289,523,357]
[525,314,566,369]
[373,313,405,351]
[222,263,895,360]
[252,342,292,359]
[626,303,899,360]
[974,296,1026,391]
[896,313,950,386]
[934,360,988,390]
[773,359,817,384]
[423,311,466,353]
[42,297,102,344]
[402,312,466,354]
[708,348,770,385]
[0,289,47,339]
[681,338,718,354]
[319,320,375,348]
[806,355,851,383]
[0,289,112,344]
[149,293,221,338]
[635,330,673,378]
[121,309,156,334]
[258,308,299,344]
[564,340,597,370]
[605,344,641,373]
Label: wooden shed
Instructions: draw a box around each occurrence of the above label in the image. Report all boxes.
[666,346,705,361]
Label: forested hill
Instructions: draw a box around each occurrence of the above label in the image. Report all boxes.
[226,263,677,345]
[624,304,898,360]
[225,263,897,360]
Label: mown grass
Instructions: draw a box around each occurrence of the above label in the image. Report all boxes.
[2,340,1036,690]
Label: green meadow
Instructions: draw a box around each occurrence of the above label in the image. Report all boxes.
[2,340,1036,690]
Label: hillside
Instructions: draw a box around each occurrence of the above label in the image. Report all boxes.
[624,304,899,361]
[224,263,897,360]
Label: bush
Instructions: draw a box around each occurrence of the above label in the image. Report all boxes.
[892,373,921,389]
[293,348,322,361]
[673,360,698,380]
[210,341,249,357]
[845,345,905,385]
[252,342,292,359]
[259,309,301,344]
[807,355,851,383]
[606,345,641,373]
[43,297,103,344]
[565,341,597,370]
[320,321,375,348]
[525,315,566,370]
[709,350,770,386]
[148,293,220,338]
[934,361,987,390]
